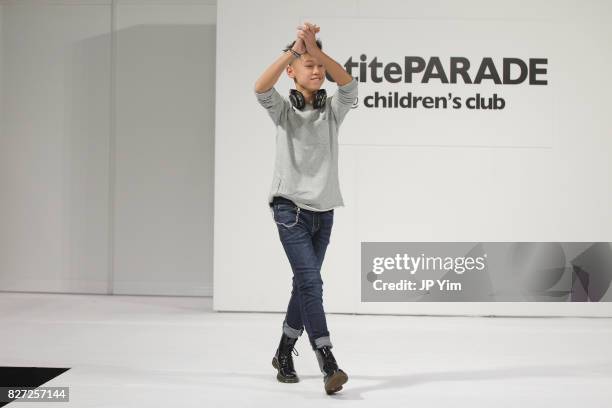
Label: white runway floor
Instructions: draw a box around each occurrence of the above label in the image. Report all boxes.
[1,292,611,407]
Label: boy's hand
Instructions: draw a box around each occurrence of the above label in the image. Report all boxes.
[297,22,320,55]
[297,22,320,35]
[292,22,318,55]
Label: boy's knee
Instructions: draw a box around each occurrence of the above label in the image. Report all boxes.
[298,277,323,292]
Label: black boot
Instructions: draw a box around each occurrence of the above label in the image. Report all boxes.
[314,346,348,395]
[271,333,300,383]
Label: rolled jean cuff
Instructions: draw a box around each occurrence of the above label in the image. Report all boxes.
[314,336,333,349]
[283,320,303,339]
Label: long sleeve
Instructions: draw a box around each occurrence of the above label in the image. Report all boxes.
[255,87,289,126]
[330,78,358,126]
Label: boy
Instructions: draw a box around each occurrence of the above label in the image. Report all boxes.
[254,22,357,395]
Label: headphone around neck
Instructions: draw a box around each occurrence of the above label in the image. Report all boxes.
[289,88,327,110]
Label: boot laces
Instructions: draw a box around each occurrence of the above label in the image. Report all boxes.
[279,346,298,367]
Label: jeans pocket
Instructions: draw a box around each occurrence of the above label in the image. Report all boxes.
[273,204,301,228]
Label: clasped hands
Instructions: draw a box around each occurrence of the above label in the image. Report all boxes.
[292,22,321,56]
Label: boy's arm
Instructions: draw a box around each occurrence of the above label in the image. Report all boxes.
[309,47,358,124]
[254,36,308,93]
[308,48,353,86]
[328,76,358,126]
[297,23,353,86]
[254,38,307,125]
[254,50,295,94]
[298,24,357,125]
[254,50,296,125]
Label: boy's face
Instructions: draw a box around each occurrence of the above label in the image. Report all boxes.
[286,52,326,92]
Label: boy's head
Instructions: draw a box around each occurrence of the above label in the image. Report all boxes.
[283,40,325,93]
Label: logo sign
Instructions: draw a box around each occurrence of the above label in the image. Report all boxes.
[310,18,558,147]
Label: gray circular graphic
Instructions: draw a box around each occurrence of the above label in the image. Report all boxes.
[509,243,566,292]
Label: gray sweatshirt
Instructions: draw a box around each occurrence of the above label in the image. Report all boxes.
[255,78,358,212]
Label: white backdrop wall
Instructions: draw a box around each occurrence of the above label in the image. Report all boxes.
[0,0,216,296]
[214,0,612,316]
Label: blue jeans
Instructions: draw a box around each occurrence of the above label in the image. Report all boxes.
[270,196,334,350]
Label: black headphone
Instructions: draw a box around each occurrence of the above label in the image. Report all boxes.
[289,89,327,110]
